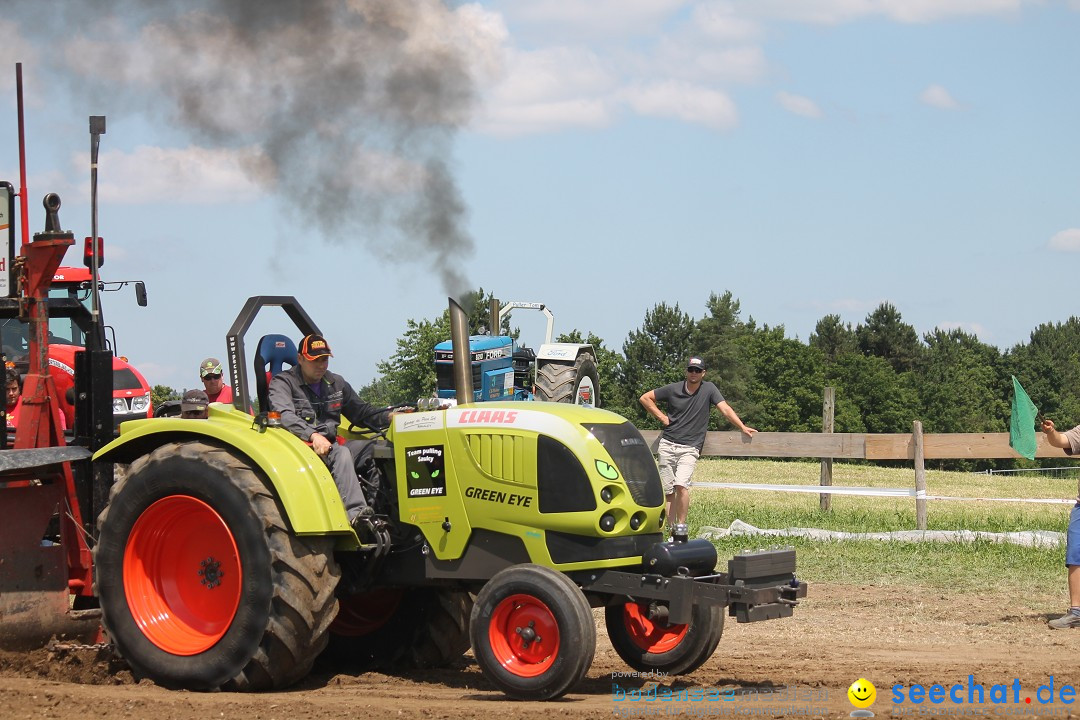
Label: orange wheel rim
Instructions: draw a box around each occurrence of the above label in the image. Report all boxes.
[622,603,688,653]
[123,495,242,655]
[487,594,560,677]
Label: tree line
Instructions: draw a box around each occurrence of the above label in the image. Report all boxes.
[362,289,1080,471]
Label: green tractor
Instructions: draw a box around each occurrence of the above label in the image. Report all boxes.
[89,296,806,700]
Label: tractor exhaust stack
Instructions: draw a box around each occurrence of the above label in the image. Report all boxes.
[448,297,473,402]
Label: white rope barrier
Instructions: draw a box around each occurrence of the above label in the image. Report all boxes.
[695,481,1075,504]
[699,520,1066,549]
[695,482,913,498]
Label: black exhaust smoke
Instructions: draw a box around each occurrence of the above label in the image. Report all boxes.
[15,0,480,297]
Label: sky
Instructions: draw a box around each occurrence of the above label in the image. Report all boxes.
[0,0,1078,396]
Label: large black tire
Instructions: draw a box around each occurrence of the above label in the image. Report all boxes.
[94,441,341,691]
[326,588,473,670]
[470,565,595,700]
[605,600,723,676]
[534,352,599,407]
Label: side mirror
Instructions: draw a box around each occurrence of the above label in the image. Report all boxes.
[135,281,147,307]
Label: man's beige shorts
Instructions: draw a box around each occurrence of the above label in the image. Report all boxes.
[657,437,700,496]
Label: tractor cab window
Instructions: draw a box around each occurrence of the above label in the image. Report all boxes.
[46,283,89,347]
[435,362,483,393]
[1,315,86,358]
[46,316,85,347]
[48,281,91,308]
[0,318,29,358]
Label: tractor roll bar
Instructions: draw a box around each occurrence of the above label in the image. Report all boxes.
[224,296,321,413]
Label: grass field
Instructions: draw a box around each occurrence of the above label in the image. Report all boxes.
[686,458,1077,598]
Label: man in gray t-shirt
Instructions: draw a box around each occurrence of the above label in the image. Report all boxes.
[639,355,756,532]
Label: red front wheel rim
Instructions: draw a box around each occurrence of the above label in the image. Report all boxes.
[622,602,688,653]
[123,495,242,655]
[487,594,560,677]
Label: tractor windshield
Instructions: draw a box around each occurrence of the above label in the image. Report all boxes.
[435,361,482,393]
[1,284,93,359]
[46,283,90,347]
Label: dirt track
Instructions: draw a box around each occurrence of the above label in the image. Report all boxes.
[1,582,1077,719]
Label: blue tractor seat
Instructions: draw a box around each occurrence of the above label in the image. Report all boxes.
[254,334,297,413]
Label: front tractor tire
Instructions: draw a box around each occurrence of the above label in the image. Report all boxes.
[94,441,341,691]
[605,600,723,676]
[470,564,595,700]
[535,352,599,407]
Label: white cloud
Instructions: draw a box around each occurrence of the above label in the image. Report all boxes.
[503,0,689,38]
[447,4,511,88]
[920,84,960,109]
[492,47,614,105]
[776,91,823,118]
[692,2,763,42]
[651,39,768,85]
[476,0,1020,137]
[87,143,437,204]
[622,81,738,130]
[1049,228,1080,252]
[472,46,618,135]
[735,0,1028,25]
[87,146,269,205]
[879,0,1025,23]
[473,2,764,136]
[479,99,612,136]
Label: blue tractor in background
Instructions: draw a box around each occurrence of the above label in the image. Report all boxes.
[433,300,599,406]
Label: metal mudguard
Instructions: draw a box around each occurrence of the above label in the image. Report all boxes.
[93,404,351,535]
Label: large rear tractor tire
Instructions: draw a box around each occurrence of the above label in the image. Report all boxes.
[605,600,723,676]
[326,588,472,670]
[470,565,595,700]
[535,352,599,407]
[94,441,341,691]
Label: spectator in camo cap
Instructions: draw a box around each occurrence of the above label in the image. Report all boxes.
[199,357,233,404]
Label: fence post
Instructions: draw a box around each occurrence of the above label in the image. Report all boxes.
[820,387,834,512]
[913,420,927,530]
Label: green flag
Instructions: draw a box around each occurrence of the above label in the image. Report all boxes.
[1009,376,1039,460]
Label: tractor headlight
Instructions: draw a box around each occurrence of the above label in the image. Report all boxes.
[600,486,614,504]
[630,512,646,531]
[130,393,151,414]
[599,512,616,533]
[113,398,128,414]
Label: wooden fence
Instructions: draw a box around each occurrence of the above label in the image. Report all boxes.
[639,426,1069,530]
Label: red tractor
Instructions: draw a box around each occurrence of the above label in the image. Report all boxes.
[0,66,119,646]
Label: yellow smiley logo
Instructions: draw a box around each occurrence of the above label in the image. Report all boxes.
[848,678,876,709]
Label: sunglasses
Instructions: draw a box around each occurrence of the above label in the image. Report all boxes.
[686,367,704,374]
[202,373,222,381]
